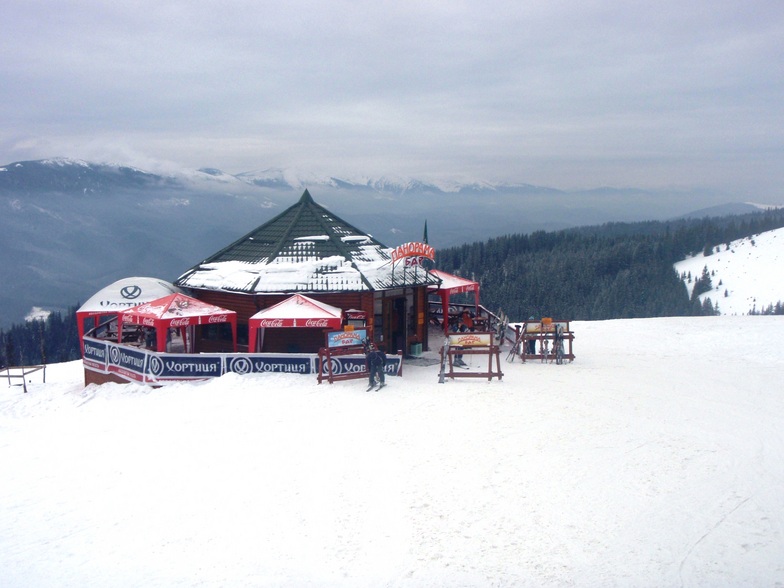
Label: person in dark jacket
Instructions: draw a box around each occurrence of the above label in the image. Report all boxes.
[365,343,387,390]
[526,316,536,355]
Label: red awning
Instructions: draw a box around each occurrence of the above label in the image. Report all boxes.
[427,269,480,334]
[248,294,343,353]
[427,269,479,296]
[117,293,237,352]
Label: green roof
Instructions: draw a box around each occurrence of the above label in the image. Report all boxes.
[176,190,438,293]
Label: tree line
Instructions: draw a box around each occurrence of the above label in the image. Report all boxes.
[1,306,81,368]
[435,208,784,321]
[3,208,783,368]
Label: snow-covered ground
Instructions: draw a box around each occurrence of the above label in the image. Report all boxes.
[675,226,784,314]
[2,316,783,587]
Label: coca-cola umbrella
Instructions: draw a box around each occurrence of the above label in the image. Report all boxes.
[117,293,237,353]
[248,294,343,353]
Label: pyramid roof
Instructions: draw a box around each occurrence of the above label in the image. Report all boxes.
[176,190,438,293]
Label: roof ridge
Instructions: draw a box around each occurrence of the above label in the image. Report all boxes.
[266,194,309,264]
[175,191,439,293]
[291,195,377,290]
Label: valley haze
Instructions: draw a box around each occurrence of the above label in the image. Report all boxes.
[0,157,780,328]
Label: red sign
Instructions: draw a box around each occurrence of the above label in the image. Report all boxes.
[257,317,338,328]
[391,242,435,262]
[129,317,156,327]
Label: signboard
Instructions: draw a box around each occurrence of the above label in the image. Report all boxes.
[524,321,569,333]
[448,332,493,347]
[107,343,148,382]
[326,328,368,349]
[391,242,435,263]
[226,355,313,375]
[83,338,108,371]
[255,317,334,328]
[146,354,223,381]
[122,314,158,328]
[319,354,402,378]
[82,338,402,385]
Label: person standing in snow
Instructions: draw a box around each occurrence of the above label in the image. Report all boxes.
[365,342,387,390]
[526,316,537,355]
[450,311,473,367]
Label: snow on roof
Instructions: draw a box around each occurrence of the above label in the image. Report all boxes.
[294,235,330,242]
[185,252,426,293]
[427,269,479,293]
[341,235,372,243]
[176,190,439,293]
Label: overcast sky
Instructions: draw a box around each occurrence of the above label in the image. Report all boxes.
[2,1,783,199]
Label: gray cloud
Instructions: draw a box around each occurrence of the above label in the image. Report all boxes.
[2,0,783,199]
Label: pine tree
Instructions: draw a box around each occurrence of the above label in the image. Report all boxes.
[691,266,713,301]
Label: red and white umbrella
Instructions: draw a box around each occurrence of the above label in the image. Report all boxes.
[248,294,343,352]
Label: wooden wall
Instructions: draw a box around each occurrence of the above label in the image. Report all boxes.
[84,369,131,387]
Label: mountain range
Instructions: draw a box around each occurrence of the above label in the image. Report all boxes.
[0,157,771,328]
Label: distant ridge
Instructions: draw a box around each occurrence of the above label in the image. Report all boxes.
[4,158,780,216]
[3,156,782,328]
[0,158,177,193]
[675,202,768,219]
[0,158,626,198]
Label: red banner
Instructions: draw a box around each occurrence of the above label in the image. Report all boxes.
[391,242,435,262]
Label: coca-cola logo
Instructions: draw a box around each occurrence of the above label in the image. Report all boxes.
[305,318,330,327]
[259,319,284,328]
[208,315,228,323]
[170,317,191,327]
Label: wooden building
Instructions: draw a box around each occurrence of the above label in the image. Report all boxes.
[175,190,439,354]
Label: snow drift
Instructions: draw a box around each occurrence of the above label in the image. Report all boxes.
[1,316,783,587]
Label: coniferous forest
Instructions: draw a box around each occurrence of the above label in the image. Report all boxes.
[435,208,784,322]
[1,305,81,369]
[2,209,784,368]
